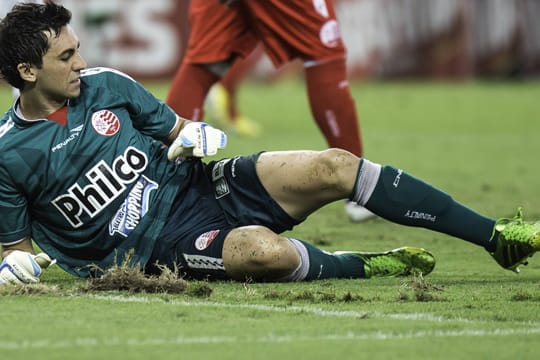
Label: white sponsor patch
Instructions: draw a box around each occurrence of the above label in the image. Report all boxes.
[109,175,158,237]
[211,159,230,198]
[214,178,229,199]
[52,147,149,228]
[212,159,229,181]
[91,110,120,136]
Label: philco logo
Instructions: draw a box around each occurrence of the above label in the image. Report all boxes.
[52,147,148,228]
[91,110,120,136]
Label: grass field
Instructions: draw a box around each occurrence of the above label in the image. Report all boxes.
[1,78,540,359]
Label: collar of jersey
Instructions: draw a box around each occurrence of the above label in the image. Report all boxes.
[12,99,68,126]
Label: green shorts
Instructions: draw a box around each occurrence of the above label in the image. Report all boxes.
[148,153,299,280]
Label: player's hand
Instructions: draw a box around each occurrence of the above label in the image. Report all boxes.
[0,251,54,285]
[167,122,227,160]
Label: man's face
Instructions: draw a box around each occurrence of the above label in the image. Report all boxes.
[35,25,87,102]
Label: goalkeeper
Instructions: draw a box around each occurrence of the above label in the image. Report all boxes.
[1,3,539,285]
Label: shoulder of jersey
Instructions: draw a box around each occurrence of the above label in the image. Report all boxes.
[80,67,137,84]
[0,110,17,142]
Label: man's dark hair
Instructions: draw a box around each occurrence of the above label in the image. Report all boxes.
[0,2,72,89]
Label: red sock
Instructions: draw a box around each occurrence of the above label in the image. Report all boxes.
[166,63,220,121]
[305,59,363,156]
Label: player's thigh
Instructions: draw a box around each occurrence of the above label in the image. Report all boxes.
[255,149,359,219]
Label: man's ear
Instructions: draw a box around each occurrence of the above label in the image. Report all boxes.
[17,63,37,83]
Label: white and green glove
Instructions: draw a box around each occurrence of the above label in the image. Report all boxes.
[167,122,227,160]
[0,251,54,285]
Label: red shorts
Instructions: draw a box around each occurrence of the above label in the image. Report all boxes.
[183,0,346,67]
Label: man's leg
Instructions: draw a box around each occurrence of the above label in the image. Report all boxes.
[221,225,434,281]
[257,149,495,247]
[350,159,540,272]
[256,148,540,272]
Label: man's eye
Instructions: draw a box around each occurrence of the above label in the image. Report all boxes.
[60,52,74,61]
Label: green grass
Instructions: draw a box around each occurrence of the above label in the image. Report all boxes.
[2,79,540,359]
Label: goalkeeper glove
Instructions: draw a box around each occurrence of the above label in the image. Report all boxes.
[167,122,227,160]
[0,251,54,285]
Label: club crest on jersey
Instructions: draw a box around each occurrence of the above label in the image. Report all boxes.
[52,147,149,228]
[109,175,158,237]
[91,109,120,136]
[194,230,220,251]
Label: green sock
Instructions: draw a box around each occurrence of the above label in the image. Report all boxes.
[294,239,366,280]
[364,165,496,251]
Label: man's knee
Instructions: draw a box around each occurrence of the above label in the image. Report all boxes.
[313,148,359,191]
[222,225,300,281]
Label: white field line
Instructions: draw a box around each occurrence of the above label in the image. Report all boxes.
[3,294,539,351]
[2,328,540,350]
[89,293,540,326]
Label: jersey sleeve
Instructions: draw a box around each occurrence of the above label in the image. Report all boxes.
[0,165,31,244]
[124,80,178,139]
[90,68,178,139]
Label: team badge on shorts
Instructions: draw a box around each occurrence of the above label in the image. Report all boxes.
[320,20,341,48]
[91,110,120,136]
[195,230,220,251]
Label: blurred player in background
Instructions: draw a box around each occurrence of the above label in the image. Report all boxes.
[166,0,374,222]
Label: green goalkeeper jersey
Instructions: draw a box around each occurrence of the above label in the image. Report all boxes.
[0,67,190,276]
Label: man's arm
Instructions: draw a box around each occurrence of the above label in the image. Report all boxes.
[164,115,189,145]
[1,236,34,258]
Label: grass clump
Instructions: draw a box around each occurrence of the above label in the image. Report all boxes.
[81,258,189,294]
[398,274,445,302]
